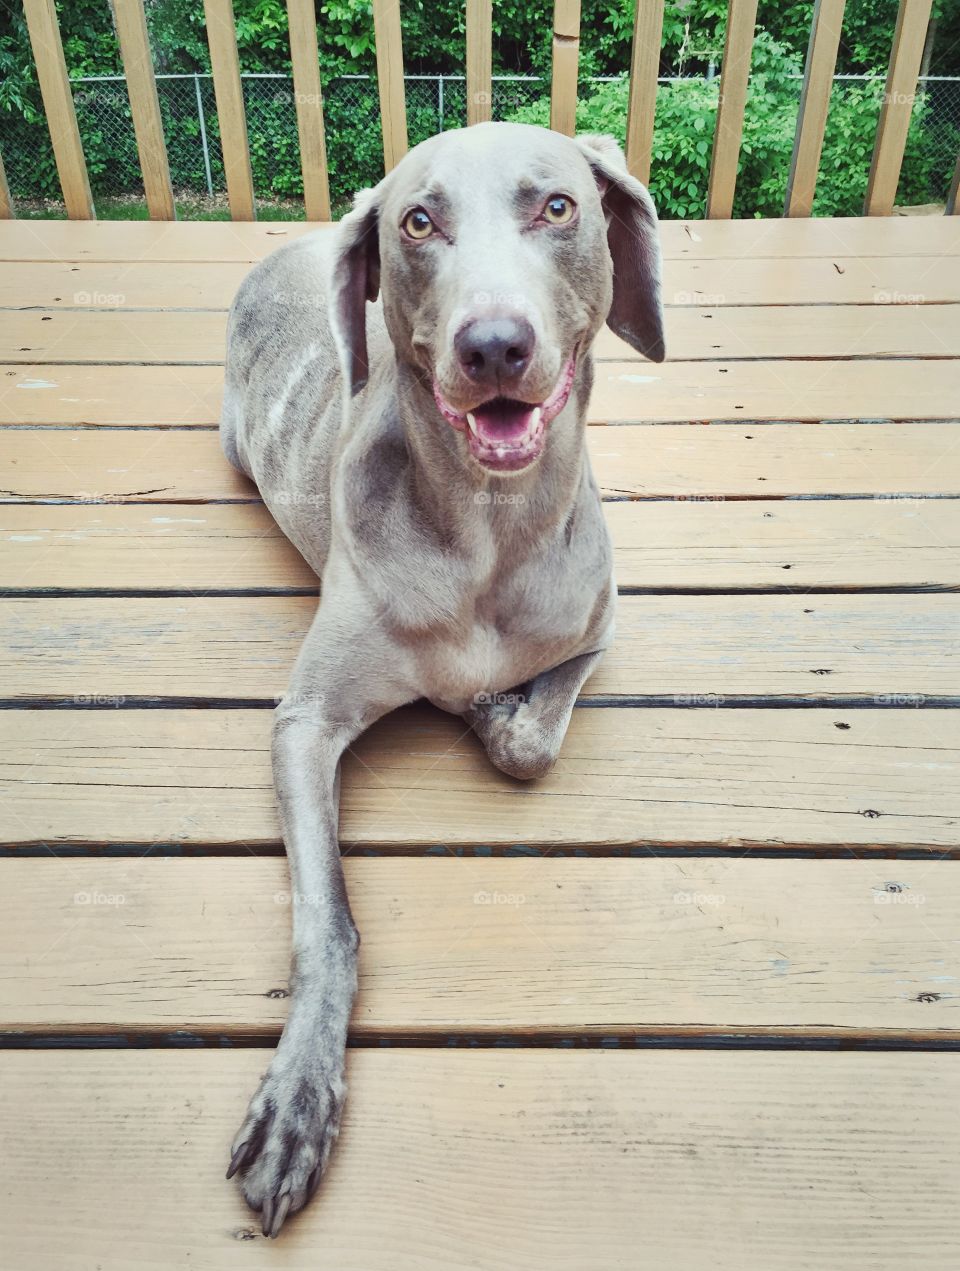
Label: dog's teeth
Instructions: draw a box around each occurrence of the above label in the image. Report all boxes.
[497,446,506,459]
[531,407,542,428]
[466,412,478,436]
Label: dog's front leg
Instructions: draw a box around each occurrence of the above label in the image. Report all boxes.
[465,647,606,781]
[227,604,415,1236]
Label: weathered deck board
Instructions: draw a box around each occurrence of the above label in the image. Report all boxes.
[2,594,956,701]
[0,215,956,261]
[596,303,960,360]
[2,857,957,1038]
[5,359,960,423]
[2,261,958,355]
[1,259,958,352]
[0,364,223,425]
[2,209,959,1268]
[2,706,957,848]
[0,220,321,261]
[4,498,958,591]
[0,428,251,499]
[2,1050,958,1269]
[4,425,959,500]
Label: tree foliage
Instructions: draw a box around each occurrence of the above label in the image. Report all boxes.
[0,0,957,212]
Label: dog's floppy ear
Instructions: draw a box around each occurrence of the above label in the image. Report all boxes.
[329,183,382,396]
[575,134,665,363]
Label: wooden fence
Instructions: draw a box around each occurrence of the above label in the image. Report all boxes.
[10,0,955,221]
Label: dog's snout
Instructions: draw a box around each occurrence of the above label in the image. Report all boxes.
[455,315,535,388]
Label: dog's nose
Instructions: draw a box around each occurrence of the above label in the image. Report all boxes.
[455,316,535,388]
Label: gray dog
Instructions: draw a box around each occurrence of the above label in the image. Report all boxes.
[220,121,664,1235]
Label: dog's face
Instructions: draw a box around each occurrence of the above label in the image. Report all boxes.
[331,122,664,475]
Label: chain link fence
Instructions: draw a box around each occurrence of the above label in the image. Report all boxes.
[902,76,960,176]
[0,72,548,212]
[1,70,957,214]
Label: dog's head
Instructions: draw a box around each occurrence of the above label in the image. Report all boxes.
[330,122,664,475]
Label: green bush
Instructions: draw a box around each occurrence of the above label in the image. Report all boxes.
[505,31,959,217]
[506,33,802,217]
[1,1,957,214]
[811,80,957,215]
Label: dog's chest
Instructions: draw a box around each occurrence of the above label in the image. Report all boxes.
[421,574,607,714]
[423,626,551,714]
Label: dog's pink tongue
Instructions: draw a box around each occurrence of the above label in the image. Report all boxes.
[471,399,537,443]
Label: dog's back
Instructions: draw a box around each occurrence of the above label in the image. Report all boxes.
[220,231,389,573]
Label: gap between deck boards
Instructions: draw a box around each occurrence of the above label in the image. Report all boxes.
[5,420,944,432]
[3,351,960,364]
[3,694,960,710]
[2,584,958,598]
[1,842,956,859]
[2,1031,960,1051]
[8,494,960,506]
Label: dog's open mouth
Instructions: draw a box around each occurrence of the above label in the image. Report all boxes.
[433,355,577,473]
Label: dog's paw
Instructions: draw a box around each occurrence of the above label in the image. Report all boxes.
[226,1059,346,1237]
[485,710,558,781]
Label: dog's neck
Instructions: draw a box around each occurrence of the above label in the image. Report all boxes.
[392,357,596,549]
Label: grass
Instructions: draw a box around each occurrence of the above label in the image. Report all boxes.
[12,189,939,223]
[13,191,314,221]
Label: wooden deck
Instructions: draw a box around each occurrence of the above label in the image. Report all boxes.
[1,216,959,1267]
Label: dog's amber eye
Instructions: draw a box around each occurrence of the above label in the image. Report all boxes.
[542,195,575,224]
[403,208,434,239]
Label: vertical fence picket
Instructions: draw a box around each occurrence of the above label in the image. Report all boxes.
[287,0,331,220]
[22,0,94,219]
[865,0,935,216]
[0,148,12,218]
[466,0,493,125]
[113,0,175,220]
[5,26,956,222]
[625,0,665,185]
[550,0,581,136]
[373,0,408,171]
[784,0,847,217]
[706,0,759,219]
[193,75,215,197]
[203,0,256,220]
[947,152,960,214]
